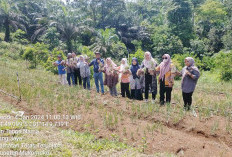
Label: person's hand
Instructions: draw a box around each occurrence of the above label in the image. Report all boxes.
[169,81,173,87]
[186,71,191,76]
[149,69,154,75]
[124,70,129,74]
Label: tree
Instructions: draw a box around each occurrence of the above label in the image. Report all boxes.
[0,0,26,42]
[91,28,119,58]
[32,3,93,53]
[40,27,60,50]
[151,25,183,57]
[197,0,227,26]
[167,0,194,47]
[222,31,232,50]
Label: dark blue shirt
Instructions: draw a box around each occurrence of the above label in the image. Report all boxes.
[89,58,104,73]
[56,60,66,75]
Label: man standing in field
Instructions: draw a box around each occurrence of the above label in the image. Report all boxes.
[89,52,105,94]
[53,55,66,85]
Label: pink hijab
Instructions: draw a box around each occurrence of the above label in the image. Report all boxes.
[105,58,117,75]
[159,54,171,81]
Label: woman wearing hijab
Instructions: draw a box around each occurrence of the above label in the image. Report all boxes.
[65,53,75,86]
[156,54,177,105]
[118,58,130,98]
[141,51,158,103]
[130,58,143,100]
[181,57,200,110]
[78,55,91,90]
[104,58,118,96]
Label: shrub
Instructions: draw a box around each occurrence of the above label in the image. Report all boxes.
[11,29,29,45]
[129,49,144,65]
[171,53,203,71]
[43,48,66,74]
[81,46,95,60]
[0,33,4,41]
[22,43,50,68]
[0,41,25,60]
[201,56,215,71]
[213,51,232,81]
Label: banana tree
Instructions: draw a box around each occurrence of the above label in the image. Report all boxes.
[91,28,119,58]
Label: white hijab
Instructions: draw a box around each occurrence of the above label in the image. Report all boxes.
[119,58,129,80]
[143,51,157,69]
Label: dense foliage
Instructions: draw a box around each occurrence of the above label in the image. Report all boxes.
[0,0,231,81]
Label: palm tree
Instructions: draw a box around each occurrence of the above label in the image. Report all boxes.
[17,0,49,41]
[32,3,93,53]
[0,0,26,42]
[91,28,119,58]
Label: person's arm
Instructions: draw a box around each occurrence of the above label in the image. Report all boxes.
[53,61,58,66]
[187,69,200,80]
[171,65,177,76]
[65,59,69,66]
[140,61,144,68]
[156,65,161,71]
[153,61,158,69]
[169,65,176,86]
[102,66,106,73]
[101,59,104,66]
[89,60,94,66]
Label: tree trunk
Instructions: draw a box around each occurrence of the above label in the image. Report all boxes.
[67,39,72,54]
[4,17,10,42]
[101,0,105,29]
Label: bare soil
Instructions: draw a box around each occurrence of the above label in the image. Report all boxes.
[1,91,232,157]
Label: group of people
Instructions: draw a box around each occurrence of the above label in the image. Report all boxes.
[53,51,200,111]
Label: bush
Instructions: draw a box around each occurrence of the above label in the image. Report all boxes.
[81,46,95,60]
[23,43,50,68]
[129,49,144,65]
[0,33,4,41]
[0,41,25,60]
[213,51,232,81]
[201,56,215,71]
[111,41,128,61]
[43,48,66,74]
[11,29,29,45]
[171,53,203,71]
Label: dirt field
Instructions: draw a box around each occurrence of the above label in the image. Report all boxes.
[1,90,231,157]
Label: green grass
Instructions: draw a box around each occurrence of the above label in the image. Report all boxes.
[0,56,231,122]
[0,56,231,155]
